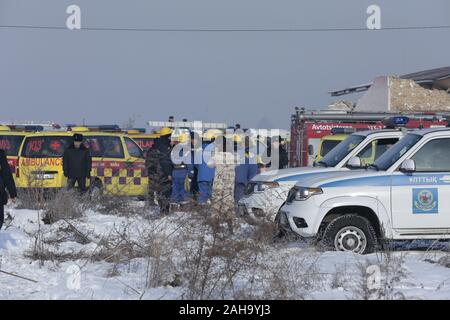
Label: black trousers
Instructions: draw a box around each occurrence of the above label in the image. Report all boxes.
[0,205,4,230]
[67,177,87,192]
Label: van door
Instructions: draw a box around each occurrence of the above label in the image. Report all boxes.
[391,138,450,230]
[123,137,148,196]
[85,135,126,195]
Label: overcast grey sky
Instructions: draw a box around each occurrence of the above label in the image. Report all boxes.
[1,0,449,129]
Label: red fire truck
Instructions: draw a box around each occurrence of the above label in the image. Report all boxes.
[289,108,449,167]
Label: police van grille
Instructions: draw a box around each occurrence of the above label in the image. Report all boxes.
[286,188,297,204]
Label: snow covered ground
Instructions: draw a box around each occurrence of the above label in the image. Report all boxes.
[1,201,450,300]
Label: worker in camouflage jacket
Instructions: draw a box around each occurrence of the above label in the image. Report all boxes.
[146,128,173,215]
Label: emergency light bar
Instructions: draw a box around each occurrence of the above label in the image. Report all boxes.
[7,125,45,132]
[1,121,62,131]
[66,124,121,132]
[127,128,146,133]
[382,116,410,128]
[330,127,357,135]
[148,121,227,129]
[96,125,121,131]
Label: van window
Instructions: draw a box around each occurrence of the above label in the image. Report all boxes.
[0,135,25,156]
[133,137,154,150]
[372,134,422,171]
[84,136,124,159]
[411,138,450,172]
[356,138,399,162]
[317,134,365,167]
[320,140,341,157]
[21,136,72,158]
[124,137,144,158]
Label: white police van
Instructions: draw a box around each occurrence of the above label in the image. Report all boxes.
[238,128,403,219]
[278,127,450,254]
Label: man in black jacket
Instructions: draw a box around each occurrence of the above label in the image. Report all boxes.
[63,134,92,193]
[0,149,17,230]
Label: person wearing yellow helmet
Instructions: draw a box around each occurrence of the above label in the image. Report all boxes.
[159,127,173,136]
[203,129,223,142]
[170,133,192,207]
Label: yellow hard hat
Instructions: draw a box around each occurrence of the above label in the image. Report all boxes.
[177,133,189,143]
[159,127,173,136]
[203,129,223,141]
[233,134,244,143]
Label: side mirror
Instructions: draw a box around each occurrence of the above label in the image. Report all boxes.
[347,156,362,169]
[400,159,416,173]
[308,145,314,156]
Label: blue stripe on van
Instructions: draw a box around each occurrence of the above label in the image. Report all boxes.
[320,174,450,188]
[275,172,330,182]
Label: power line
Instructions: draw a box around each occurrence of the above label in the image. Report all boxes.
[0,24,450,32]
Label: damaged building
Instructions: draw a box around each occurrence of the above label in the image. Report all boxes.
[329,66,450,113]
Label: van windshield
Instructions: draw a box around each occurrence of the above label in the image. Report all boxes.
[0,135,25,156]
[84,136,124,158]
[21,136,72,158]
[21,135,126,159]
[370,133,422,171]
[320,139,342,157]
[124,137,144,158]
[316,134,365,167]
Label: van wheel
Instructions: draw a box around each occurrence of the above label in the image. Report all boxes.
[90,180,103,198]
[322,214,377,254]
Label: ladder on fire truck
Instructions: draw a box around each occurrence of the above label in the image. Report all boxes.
[291,108,450,122]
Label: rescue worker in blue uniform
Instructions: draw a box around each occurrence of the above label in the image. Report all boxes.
[196,130,217,205]
[170,133,192,206]
[234,137,259,202]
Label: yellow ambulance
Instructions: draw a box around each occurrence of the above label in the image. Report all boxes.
[0,125,31,182]
[315,134,348,162]
[124,129,159,154]
[16,127,148,197]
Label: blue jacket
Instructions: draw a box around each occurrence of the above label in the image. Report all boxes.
[235,152,258,184]
[172,145,193,179]
[195,143,215,182]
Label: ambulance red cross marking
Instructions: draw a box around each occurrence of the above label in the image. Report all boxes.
[50,141,61,151]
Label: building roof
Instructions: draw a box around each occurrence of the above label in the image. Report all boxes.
[330,66,450,97]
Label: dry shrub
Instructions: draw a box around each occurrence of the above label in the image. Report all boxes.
[177,194,325,300]
[42,189,87,224]
[16,188,48,210]
[353,251,407,300]
[89,193,140,216]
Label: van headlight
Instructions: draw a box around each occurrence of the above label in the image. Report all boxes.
[256,181,279,192]
[294,187,323,201]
